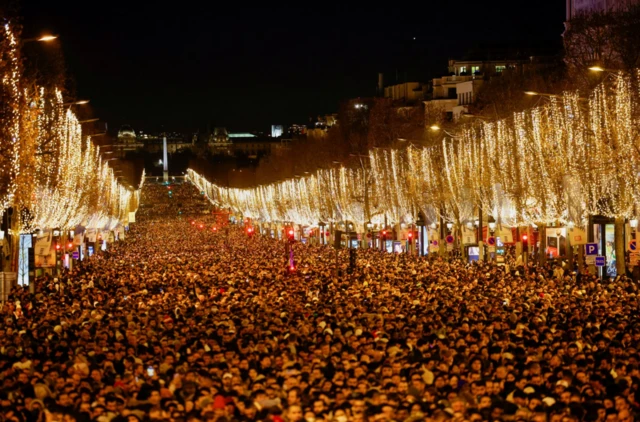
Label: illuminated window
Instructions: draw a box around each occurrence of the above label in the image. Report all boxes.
[496,65,506,73]
[471,66,481,74]
[459,66,467,75]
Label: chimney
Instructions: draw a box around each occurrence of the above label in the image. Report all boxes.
[378,72,384,97]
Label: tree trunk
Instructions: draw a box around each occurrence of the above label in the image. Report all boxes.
[578,245,584,274]
[566,231,574,273]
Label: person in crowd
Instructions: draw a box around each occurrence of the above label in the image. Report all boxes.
[1,181,639,422]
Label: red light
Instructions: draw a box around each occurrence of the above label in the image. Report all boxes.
[522,235,528,241]
[289,230,294,236]
[212,227,217,232]
[68,243,73,249]
[290,266,295,271]
[191,221,195,225]
[199,224,204,229]
[382,230,387,236]
[408,232,413,238]
[55,244,61,250]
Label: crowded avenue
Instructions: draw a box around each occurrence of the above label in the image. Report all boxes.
[2,180,640,422]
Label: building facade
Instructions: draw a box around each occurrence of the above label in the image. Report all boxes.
[384,82,425,103]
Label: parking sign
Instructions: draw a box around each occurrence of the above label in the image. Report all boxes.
[585,243,598,256]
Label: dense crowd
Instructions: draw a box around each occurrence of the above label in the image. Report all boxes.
[1,181,640,422]
[138,181,211,220]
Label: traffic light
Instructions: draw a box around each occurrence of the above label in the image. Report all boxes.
[522,234,529,252]
[382,230,387,240]
[287,228,295,242]
[246,227,254,237]
[67,242,73,249]
[198,224,204,229]
[212,227,218,233]
[191,221,196,226]
[55,244,61,251]
[408,231,413,244]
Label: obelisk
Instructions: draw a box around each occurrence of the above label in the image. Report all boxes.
[163,136,169,182]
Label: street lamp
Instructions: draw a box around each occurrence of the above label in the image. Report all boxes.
[63,100,89,106]
[631,219,638,229]
[462,113,489,120]
[429,124,461,139]
[525,91,588,102]
[23,34,58,43]
[524,91,561,98]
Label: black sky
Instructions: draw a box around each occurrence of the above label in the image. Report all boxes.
[18,1,566,134]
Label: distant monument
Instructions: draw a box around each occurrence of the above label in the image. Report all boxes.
[163,135,168,182]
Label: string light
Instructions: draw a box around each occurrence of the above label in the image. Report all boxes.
[0,22,140,234]
[191,70,640,229]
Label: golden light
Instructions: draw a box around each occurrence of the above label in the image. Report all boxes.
[429,125,441,131]
[37,35,58,42]
[588,66,605,72]
[524,91,539,96]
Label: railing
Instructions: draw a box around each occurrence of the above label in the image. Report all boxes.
[433,74,485,85]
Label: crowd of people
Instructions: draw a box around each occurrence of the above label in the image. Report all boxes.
[138,181,211,220]
[1,181,640,422]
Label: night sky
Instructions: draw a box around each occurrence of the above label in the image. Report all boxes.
[18,1,566,134]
